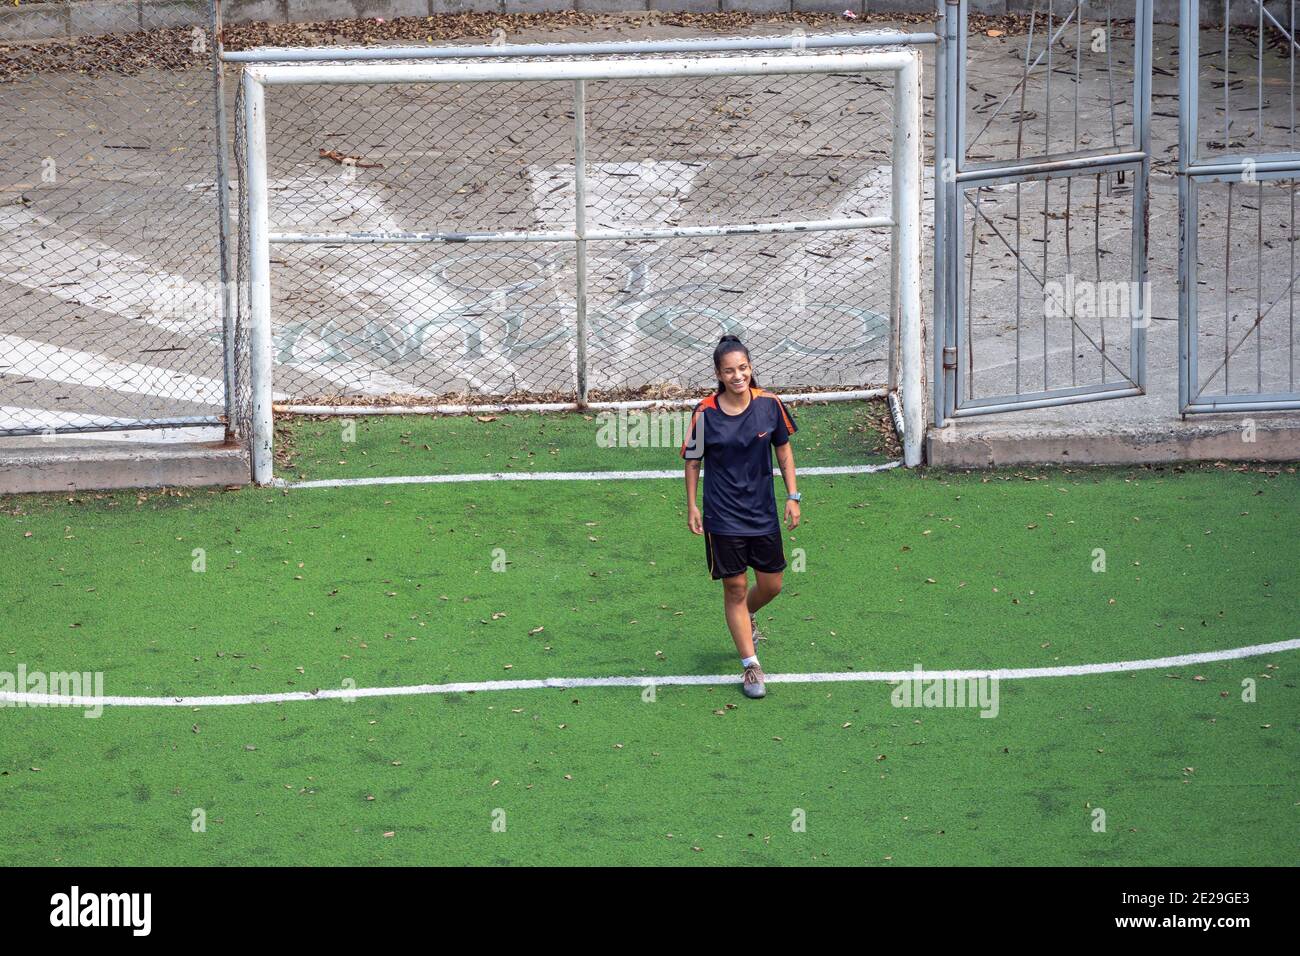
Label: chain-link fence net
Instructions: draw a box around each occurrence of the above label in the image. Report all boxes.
[0,2,228,438]
[231,45,901,428]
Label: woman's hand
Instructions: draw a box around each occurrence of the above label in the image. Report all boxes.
[784,499,801,531]
[688,505,704,535]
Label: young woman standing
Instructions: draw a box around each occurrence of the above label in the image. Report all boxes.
[681,335,801,699]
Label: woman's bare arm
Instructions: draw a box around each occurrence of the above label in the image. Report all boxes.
[685,459,703,534]
[775,442,799,530]
[775,442,797,497]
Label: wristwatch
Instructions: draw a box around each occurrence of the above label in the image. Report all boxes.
[787,492,802,502]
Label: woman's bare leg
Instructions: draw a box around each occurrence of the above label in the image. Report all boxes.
[747,569,783,617]
[722,572,755,659]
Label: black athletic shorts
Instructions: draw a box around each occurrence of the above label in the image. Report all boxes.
[704,530,786,580]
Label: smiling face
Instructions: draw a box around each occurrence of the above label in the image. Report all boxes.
[716,349,753,396]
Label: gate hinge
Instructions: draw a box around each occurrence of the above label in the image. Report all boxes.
[942,346,957,370]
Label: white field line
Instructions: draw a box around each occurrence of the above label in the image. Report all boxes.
[3,638,1296,710]
[275,460,901,489]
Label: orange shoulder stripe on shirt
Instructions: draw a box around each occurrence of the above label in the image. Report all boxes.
[680,395,717,456]
[752,388,795,433]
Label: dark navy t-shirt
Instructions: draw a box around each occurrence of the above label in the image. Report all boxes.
[680,387,797,536]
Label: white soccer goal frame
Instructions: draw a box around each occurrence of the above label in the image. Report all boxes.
[240,50,925,483]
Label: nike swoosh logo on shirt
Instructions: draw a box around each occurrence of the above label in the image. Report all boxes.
[757,431,769,438]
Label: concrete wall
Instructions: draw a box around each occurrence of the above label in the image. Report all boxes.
[0,1,1235,43]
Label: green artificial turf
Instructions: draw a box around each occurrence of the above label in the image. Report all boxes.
[0,662,1293,866]
[1,412,1297,865]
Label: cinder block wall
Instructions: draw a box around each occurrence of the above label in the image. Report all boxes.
[0,1,1224,43]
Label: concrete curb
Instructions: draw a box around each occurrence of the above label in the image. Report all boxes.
[0,442,251,494]
[926,420,1300,468]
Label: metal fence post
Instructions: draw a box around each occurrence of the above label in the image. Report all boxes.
[939,0,962,426]
[1177,0,1198,413]
[573,78,590,407]
[1131,0,1153,392]
[242,69,274,484]
[932,0,948,430]
[211,0,238,440]
[896,50,926,467]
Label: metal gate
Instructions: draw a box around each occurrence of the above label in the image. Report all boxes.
[1179,0,1300,413]
[935,0,1153,422]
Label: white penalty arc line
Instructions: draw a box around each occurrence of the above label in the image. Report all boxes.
[275,461,902,489]
[3,639,1297,710]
